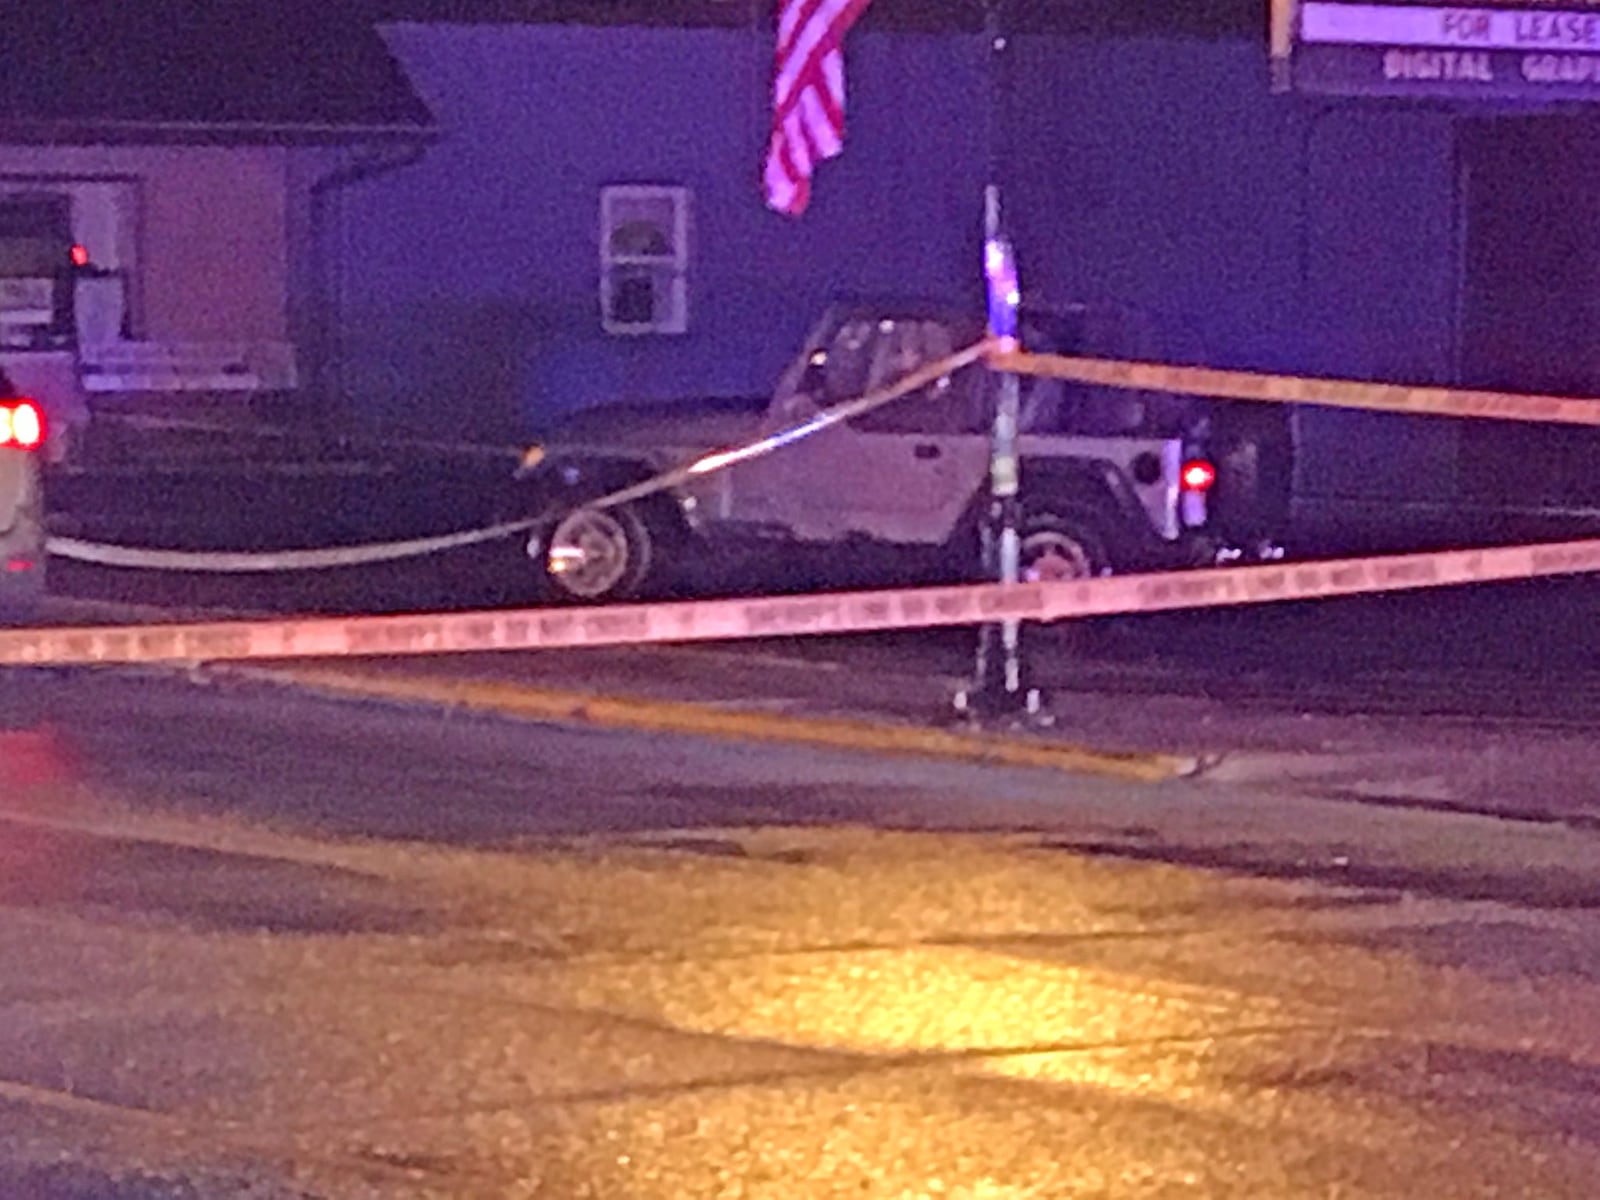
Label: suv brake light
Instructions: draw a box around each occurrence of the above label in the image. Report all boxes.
[1180,459,1216,493]
[0,400,45,451]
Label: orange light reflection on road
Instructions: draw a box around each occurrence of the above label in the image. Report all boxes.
[559,944,1295,1107]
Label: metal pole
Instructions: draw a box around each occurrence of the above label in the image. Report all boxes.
[958,0,1037,720]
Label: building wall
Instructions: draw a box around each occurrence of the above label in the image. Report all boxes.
[336,24,1463,497]
[0,144,292,346]
[1002,40,1461,502]
[333,23,989,442]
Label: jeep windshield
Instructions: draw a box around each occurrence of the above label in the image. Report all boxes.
[785,300,1200,441]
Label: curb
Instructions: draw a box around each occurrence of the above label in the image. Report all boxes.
[230,664,1198,783]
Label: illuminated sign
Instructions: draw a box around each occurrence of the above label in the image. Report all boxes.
[1271,0,1600,99]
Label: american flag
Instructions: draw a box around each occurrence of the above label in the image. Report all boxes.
[764,0,874,216]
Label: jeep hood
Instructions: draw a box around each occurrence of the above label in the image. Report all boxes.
[539,395,769,458]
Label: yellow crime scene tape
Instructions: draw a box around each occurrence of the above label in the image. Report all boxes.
[7,537,1600,669]
[47,519,542,573]
[991,349,1600,425]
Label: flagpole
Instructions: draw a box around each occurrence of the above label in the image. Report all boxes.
[959,0,1038,721]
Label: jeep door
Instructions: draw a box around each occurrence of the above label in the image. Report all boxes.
[736,315,991,545]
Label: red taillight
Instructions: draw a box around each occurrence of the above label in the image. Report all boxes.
[1180,459,1217,493]
[0,400,45,451]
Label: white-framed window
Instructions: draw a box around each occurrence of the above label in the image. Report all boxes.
[600,184,690,336]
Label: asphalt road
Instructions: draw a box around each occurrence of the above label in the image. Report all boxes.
[5,666,1600,1197]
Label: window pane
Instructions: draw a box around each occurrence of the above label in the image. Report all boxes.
[852,320,984,434]
[821,318,875,401]
[608,219,671,258]
[0,194,69,277]
[1020,306,1196,437]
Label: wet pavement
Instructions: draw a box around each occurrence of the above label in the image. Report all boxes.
[4,667,1600,1196]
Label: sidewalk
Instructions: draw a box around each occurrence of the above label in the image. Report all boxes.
[229,636,1600,832]
[195,638,1600,915]
[24,593,1600,916]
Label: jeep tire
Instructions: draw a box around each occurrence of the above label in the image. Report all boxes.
[534,501,656,603]
[1017,510,1109,582]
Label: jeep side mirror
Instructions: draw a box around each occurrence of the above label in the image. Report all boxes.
[800,353,829,400]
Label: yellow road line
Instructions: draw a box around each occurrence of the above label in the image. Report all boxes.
[239,665,1196,783]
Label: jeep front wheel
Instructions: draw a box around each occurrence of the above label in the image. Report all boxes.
[535,502,655,602]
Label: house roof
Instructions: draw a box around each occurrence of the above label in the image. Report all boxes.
[0,0,1252,146]
[0,1,436,145]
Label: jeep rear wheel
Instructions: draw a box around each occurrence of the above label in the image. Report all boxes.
[1014,511,1111,656]
[1019,512,1108,582]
